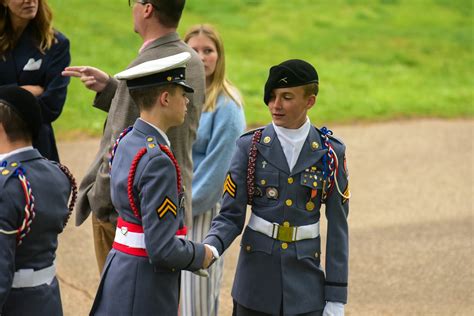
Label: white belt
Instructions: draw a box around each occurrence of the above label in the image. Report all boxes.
[114,227,146,249]
[248,213,320,242]
[12,263,56,288]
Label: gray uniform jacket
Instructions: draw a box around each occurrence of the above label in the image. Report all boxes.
[203,124,350,315]
[76,32,205,227]
[0,149,71,315]
[90,119,206,316]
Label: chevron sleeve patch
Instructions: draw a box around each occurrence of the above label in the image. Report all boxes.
[157,196,177,219]
[223,173,237,198]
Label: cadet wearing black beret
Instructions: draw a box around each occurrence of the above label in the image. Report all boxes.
[0,86,42,140]
[203,58,350,315]
[0,86,77,315]
[264,59,319,105]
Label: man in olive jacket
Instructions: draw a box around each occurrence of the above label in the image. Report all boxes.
[63,0,205,272]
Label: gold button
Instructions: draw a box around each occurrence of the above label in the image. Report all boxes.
[10,162,18,167]
[306,201,315,211]
[263,136,271,144]
[171,268,176,272]
[246,245,251,252]
[313,182,317,187]
[311,142,319,149]
[287,177,293,184]
[285,199,293,206]
[283,221,290,227]
[260,179,266,185]
[1,169,9,176]
[281,242,288,250]
[147,137,153,142]
[314,252,319,258]
[148,143,156,149]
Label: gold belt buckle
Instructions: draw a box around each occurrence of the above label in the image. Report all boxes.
[277,225,295,242]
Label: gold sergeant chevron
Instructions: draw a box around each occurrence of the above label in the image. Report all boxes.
[157,197,177,218]
[223,174,236,198]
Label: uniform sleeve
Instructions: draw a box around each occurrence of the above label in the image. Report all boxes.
[138,155,205,271]
[192,100,246,216]
[0,190,19,308]
[324,143,350,303]
[203,137,250,255]
[37,34,71,123]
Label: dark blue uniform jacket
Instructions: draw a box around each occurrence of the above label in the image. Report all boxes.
[0,26,71,161]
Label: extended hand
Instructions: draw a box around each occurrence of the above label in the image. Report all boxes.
[322,302,344,316]
[62,66,109,92]
[202,244,218,269]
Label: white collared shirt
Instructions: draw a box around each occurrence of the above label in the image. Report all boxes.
[0,146,34,163]
[138,118,171,147]
[272,118,311,172]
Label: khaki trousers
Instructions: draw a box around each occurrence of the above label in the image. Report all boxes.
[91,214,116,274]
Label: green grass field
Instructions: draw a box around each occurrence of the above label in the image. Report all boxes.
[49,0,473,137]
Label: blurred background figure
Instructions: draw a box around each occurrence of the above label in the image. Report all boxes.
[181,24,246,316]
[0,0,70,162]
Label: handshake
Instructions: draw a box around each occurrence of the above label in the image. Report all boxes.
[194,244,220,277]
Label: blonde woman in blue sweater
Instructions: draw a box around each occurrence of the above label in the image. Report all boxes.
[181,24,246,316]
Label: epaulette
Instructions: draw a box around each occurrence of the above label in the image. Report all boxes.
[241,126,265,138]
[0,161,21,188]
[144,135,162,159]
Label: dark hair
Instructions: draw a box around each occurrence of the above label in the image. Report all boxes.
[0,102,32,142]
[129,84,178,111]
[149,0,185,28]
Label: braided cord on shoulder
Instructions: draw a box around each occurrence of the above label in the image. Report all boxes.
[247,130,262,205]
[127,148,147,219]
[0,168,37,245]
[159,144,182,195]
[56,163,78,227]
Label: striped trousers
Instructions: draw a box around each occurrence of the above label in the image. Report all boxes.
[181,203,224,316]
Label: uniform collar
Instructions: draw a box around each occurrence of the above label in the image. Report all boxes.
[256,124,327,176]
[135,118,170,147]
[3,146,43,162]
[0,146,34,163]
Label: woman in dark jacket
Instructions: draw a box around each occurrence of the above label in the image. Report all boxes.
[0,0,70,162]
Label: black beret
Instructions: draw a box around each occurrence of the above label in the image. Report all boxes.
[264,59,319,105]
[0,86,42,139]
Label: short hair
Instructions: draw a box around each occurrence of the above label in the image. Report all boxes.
[129,84,178,111]
[150,0,186,28]
[0,102,32,142]
[302,83,319,97]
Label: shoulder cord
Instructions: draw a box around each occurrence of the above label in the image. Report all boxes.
[56,163,78,228]
[246,130,262,205]
[109,126,133,174]
[0,168,36,246]
[127,144,182,219]
[320,127,351,202]
[127,148,147,219]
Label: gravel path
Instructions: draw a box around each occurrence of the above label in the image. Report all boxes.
[55,119,473,315]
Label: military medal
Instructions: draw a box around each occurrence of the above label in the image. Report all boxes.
[266,187,278,199]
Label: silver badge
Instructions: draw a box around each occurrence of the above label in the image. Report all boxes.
[266,187,279,200]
